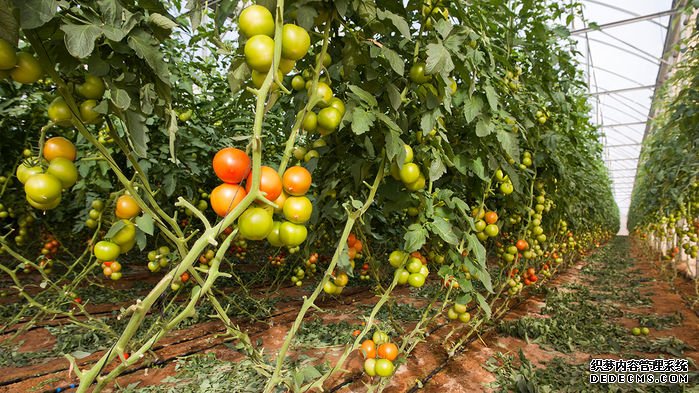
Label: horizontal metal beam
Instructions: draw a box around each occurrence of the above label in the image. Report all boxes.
[598,122,647,128]
[606,157,639,162]
[588,85,657,97]
[605,143,641,148]
[582,0,668,30]
[571,9,679,35]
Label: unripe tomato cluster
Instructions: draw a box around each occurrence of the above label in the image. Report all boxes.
[495,168,514,195]
[323,270,349,295]
[290,266,305,286]
[198,249,216,272]
[390,144,426,191]
[390,250,429,288]
[269,252,286,267]
[48,74,105,127]
[18,137,78,211]
[505,274,523,296]
[85,199,105,229]
[303,252,318,272]
[0,39,43,84]
[93,194,142,279]
[12,214,34,246]
[631,326,650,336]
[473,208,500,242]
[503,67,523,92]
[171,271,190,291]
[358,262,370,281]
[293,138,327,163]
[361,331,398,378]
[447,302,471,324]
[147,246,172,273]
[229,239,248,259]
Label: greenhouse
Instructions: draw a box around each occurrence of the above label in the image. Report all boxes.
[0,0,697,391]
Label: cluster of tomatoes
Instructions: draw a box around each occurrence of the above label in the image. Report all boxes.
[147,246,172,273]
[17,137,78,211]
[40,236,60,257]
[209,147,313,251]
[93,194,142,280]
[171,271,190,291]
[389,250,429,288]
[631,326,651,336]
[358,262,370,281]
[521,267,539,286]
[505,274,524,296]
[48,74,104,126]
[346,233,364,268]
[101,260,123,280]
[0,39,42,84]
[303,252,318,272]
[473,208,500,242]
[494,168,514,195]
[229,239,248,259]
[323,269,349,295]
[269,252,286,267]
[421,0,450,28]
[501,67,523,93]
[8,213,34,247]
[198,249,216,272]
[85,199,105,229]
[293,138,327,163]
[239,5,310,90]
[390,144,426,192]
[360,332,398,378]
[290,266,305,286]
[447,302,471,324]
[294,80,346,137]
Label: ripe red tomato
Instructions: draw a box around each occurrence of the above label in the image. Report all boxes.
[210,184,247,217]
[246,166,282,201]
[516,239,529,251]
[213,147,251,184]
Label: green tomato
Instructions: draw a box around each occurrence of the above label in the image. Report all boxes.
[47,157,78,189]
[399,163,420,184]
[266,221,284,247]
[388,250,407,268]
[406,257,423,273]
[238,208,273,240]
[374,359,395,377]
[110,220,136,246]
[364,358,377,376]
[94,240,120,261]
[25,173,63,204]
[408,273,426,288]
[395,268,410,285]
[279,221,308,247]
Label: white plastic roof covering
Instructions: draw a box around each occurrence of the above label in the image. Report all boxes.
[571,0,674,235]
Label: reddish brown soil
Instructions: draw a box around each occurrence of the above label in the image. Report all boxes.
[2,239,699,393]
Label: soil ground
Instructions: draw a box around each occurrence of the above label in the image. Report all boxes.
[1,236,698,392]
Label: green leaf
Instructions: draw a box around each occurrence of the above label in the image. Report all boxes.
[484,84,498,111]
[475,117,493,137]
[463,96,483,123]
[135,213,155,235]
[348,85,378,107]
[377,9,411,38]
[0,0,19,45]
[429,217,458,245]
[13,0,56,29]
[124,110,149,158]
[428,152,446,181]
[148,13,177,30]
[404,224,427,252]
[61,24,103,59]
[110,88,131,110]
[139,83,156,115]
[496,128,520,162]
[127,29,170,84]
[425,42,454,74]
[380,46,404,76]
[227,58,250,95]
[467,233,486,266]
[384,129,403,163]
[351,107,374,135]
[386,83,402,111]
[104,220,126,240]
[337,245,351,272]
[475,292,492,319]
[135,230,147,251]
[469,157,487,180]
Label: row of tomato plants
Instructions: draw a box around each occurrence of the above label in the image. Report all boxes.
[0,0,619,391]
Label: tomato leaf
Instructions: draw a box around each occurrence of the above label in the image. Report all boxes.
[337,244,352,272]
[124,110,149,158]
[148,13,177,30]
[496,128,520,162]
[377,9,411,38]
[135,229,147,251]
[350,107,374,135]
[428,151,446,181]
[348,85,378,107]
[0,0,19,45]
[484,84,499,111]
[425,42,454,75]
[380,46,404,76]
[12,0,56,29]
[463,96,483,123]
[475,292,492,318]
[475,117,493,137]
[104,220,126,240]
[128,28,171,84]
[135,213,155,235]
[386,83,402,111]
[403,224,426,252]
[429,217,458,245]
[60,23,102,59]
[468,157,487,181]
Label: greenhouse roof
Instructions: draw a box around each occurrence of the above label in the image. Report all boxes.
[572,0,679,234]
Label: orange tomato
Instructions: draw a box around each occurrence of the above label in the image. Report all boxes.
[353,240,363,253]
[360,339,376,359]
[516,239,529,251]
[484,211,498,225]
[245,165,282,202]
[43,136,76,162]
[213,147,251,184]
[347,233,357,247]
[282,166,312,196]
[210,183,247,217]
[115,195,141,219]
[377,342,398,361]
[348,247,357,259]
